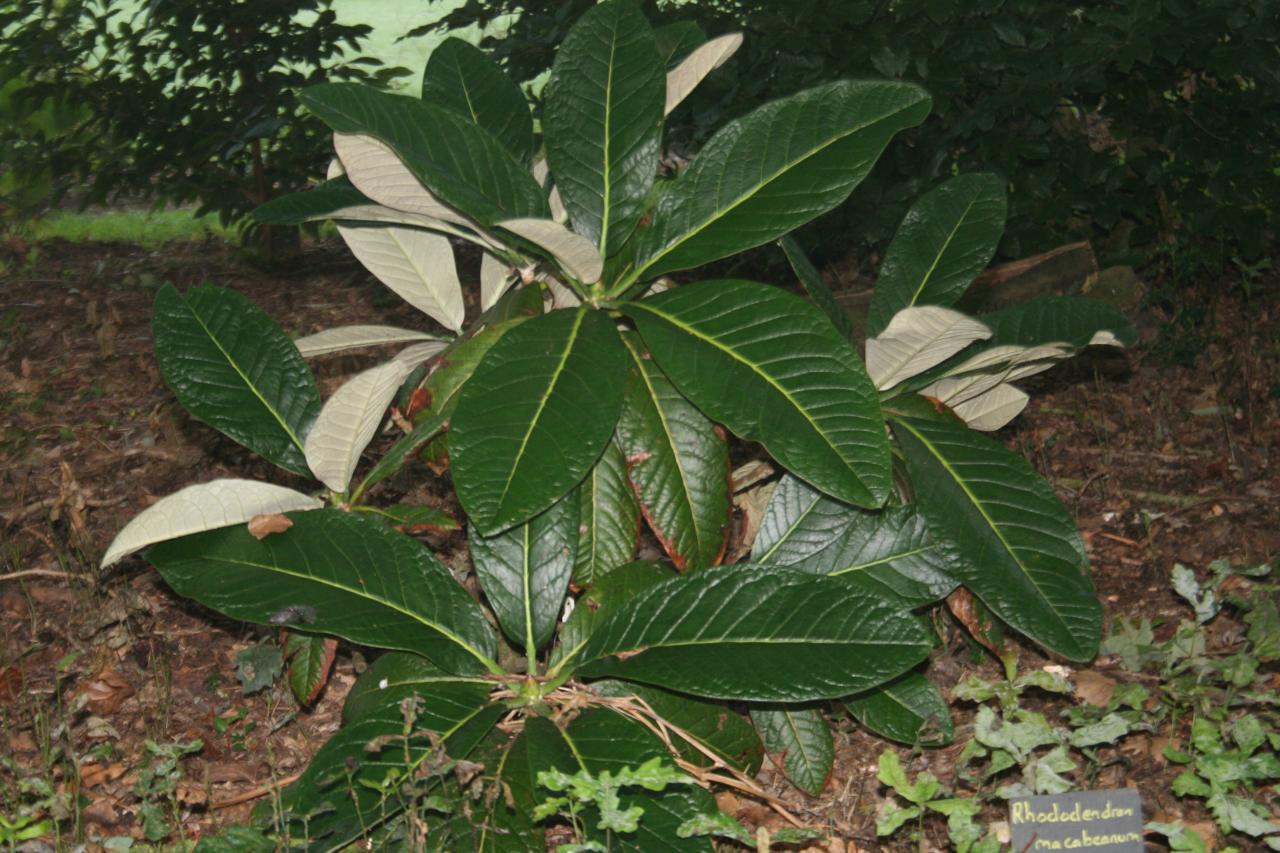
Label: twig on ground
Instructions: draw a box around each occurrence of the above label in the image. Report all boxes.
[0,568,77,582]
[211,772,302,809]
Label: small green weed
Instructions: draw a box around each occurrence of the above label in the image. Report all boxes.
[132,738,203,843]
[534,757,694,851]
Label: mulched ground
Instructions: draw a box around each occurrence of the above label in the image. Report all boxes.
[1,235,1276,850]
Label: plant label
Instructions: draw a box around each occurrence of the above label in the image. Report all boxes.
[1008,788,1143,852]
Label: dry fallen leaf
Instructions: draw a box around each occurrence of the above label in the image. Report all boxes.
[247,513,293,540]
[1074,669,1116,707]
[80,762,126,789]
[81,667,134,714]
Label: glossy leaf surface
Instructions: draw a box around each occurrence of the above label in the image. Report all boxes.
[750,705,833,796]
[574,442,641,585]
[152,284,320,477]
[845,670,954,746]
[543,0,664,257]
[421,37,534,164]
[470,494,579,655]
[577,564,931,701]
[147,509,498,674]
[451,307,627,534]
[866,173,1007,337]
[616,332,730,570]
[629,80,930,281]
[752,474,957,607]
[892,415,1101,661]
[302,83,548,225]
[624,280,890,509]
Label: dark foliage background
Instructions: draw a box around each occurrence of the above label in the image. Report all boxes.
[422,0,1279,263]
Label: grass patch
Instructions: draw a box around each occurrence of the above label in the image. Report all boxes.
[32,208,232,247]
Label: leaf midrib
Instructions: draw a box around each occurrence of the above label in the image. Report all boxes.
[181,291,307,459]
[198,554,496,672]
[495,308,589,514]
[893,417,1071,639]
[628,94,923,285]
[621,334,704,558]
[627,301,857,485]
[904,190,983,310]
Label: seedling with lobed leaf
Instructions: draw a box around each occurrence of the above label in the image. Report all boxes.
[100,2,1135,847]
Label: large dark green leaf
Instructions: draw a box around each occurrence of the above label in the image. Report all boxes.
[980,296,1137,348]
[451,307,627,534]
[592,681,763,772]
[844,670,953,746]
[626,80,930,282]
[544,0,664,257]
[576,565,930,701]
[300,83,548,226]
[623,280,890,509]
[278,689,500,847]
[575,441,641,585]
[616,332,730,570]
[780,234,854,341]
[421,37,534,165]
[470,493,579,656]
[866,173,1007,337]
[892,416,1101,661]
[152,284,319,477]
[147,510,499,675]
[749,705,833,796]
[555,561,676,671]
[563,708,716,852]
[341,652,491,726]
[752,474,957,607]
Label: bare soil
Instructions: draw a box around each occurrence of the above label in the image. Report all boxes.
[2,236,1277,850]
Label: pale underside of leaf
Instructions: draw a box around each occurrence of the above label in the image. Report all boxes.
[865,306,991,390]
[532,157,568,224]
[322,159,487,239]
[338,224,465,332]
[480,251,515,311]
[498,217,603,284]
[305,360,412,493]
[922,343,1073,407]
[1089,330,1123,347]
[101,479,322,567]
[391,339,449,370]
[543,275,582,309]
[949,382,1029,431]
[664,33,743,115]
[334,133,473,227]
[294,325,443,358]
